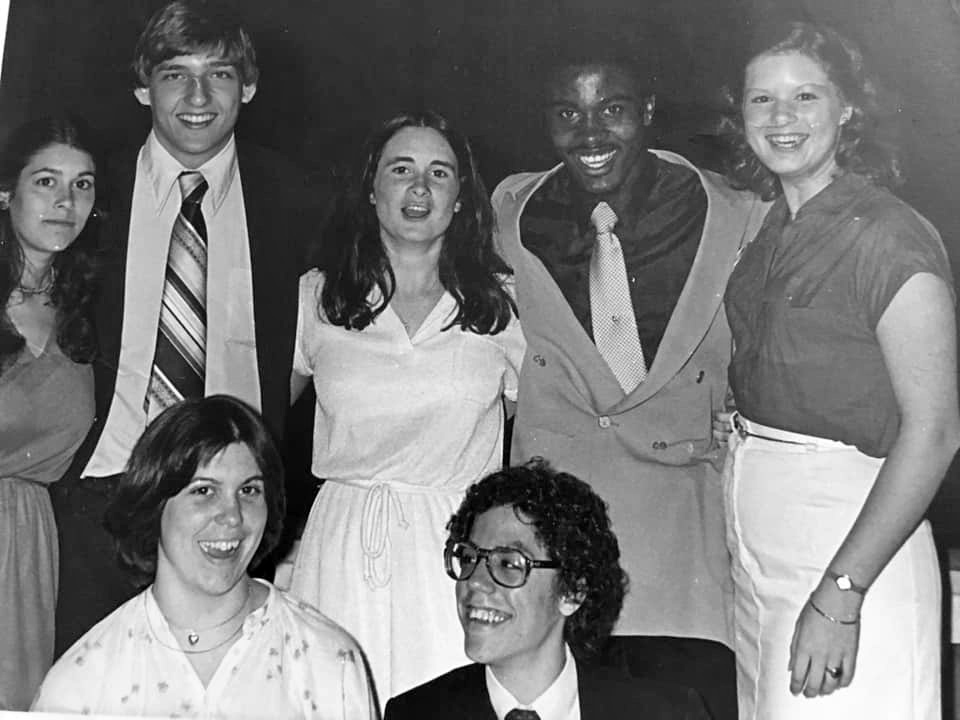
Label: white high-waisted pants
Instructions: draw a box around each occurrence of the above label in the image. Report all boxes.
[723,414,941,720]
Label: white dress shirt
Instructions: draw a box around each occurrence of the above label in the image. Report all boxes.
[84,132,260,478]
[485,645,581,720]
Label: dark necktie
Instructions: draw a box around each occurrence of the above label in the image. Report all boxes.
[145,171,209,417]
[505,710,541,720]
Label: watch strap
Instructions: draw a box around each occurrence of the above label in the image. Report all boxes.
[825,569,868,594]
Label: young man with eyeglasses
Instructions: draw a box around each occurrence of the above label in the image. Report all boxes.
[384,459,709,720]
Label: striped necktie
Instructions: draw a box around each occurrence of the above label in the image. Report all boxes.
[145,171,209,418]
[589,201,647,393]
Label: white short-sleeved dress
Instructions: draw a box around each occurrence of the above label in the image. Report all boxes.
[289,269,526,705]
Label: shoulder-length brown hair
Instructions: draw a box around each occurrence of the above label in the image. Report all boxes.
[721,21,902,200]
[104,395,285,588]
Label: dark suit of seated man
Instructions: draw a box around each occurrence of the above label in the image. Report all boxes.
[384,460,709,720]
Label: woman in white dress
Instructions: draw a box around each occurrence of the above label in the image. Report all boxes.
[290,111,525,706]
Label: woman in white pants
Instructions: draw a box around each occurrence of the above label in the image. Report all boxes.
[720,21,960,719]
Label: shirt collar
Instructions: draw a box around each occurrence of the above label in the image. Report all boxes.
[485,645,579,720]
[776,170,871,224]
[542,152,659,230]
[142,130,239,216]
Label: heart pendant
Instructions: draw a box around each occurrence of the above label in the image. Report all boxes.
[187,632,200,646]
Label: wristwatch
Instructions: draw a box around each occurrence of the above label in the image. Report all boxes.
[824,569,867,595]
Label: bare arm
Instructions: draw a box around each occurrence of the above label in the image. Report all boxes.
[789,272,960,696]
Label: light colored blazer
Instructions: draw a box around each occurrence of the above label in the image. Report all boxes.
[492,151,769,644]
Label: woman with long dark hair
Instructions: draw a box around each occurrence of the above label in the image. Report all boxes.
[0,115,100,709]
[289,111,525,704]
[721,22,958,718]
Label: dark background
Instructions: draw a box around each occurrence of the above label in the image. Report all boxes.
[5,0,960,269]
[5,0,960,530]
[5,3,960,524]
[3,0,960,709]
[5,0,960,528]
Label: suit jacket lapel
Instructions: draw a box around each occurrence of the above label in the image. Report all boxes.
[611,151,766,412]
[235,145,286,410]
[462,664,499,720]
[499,166,627,412]
[98,151,138,376]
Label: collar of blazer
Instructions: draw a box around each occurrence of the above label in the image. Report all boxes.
[495,152,770,413]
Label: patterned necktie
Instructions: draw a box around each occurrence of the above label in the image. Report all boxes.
[589,201,647,393]
[145,171,209,417]
[505,710,541,720]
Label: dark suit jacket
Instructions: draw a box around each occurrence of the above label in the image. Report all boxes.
[60,141,319,486]
[383,662,710,720]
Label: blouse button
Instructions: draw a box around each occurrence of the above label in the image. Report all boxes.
[533,354,546,367]
[598,416,612,429]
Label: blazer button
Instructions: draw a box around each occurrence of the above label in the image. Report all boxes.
[652,440,667,450]
[695,370,705,383]
[532,354,546,367]
[598,416,612,429]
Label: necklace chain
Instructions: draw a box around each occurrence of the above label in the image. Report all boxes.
[145,583,251,655]
[17,271,55,297]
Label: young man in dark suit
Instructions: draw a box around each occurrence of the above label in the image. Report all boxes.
[384,460,709,720]
[50,0,318,655]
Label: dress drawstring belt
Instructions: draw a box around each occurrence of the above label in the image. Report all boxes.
[325,477,463,590]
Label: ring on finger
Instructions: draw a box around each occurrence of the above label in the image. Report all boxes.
[825,666,843,679]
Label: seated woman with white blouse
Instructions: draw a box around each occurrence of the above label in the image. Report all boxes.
[289,110,525,706]
[33,395,376,719]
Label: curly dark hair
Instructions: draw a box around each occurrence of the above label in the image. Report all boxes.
[721,21,901,200]
[104,395,286,589]
[318,110,517,334]
[447,458,628,659]
[132,0,259,88]
[0,115,101,374]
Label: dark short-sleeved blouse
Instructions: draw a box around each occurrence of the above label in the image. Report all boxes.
[726,172,953,457]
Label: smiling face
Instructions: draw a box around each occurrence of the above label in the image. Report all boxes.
[134,52,257,169]
[2,142,96,268]
[371,125,461,253]
[156,442,267,601]
[455,505,581,688]
[546,64,654,203]
[743,51,851,204]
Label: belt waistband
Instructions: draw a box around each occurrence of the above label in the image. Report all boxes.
[732,412,850,450]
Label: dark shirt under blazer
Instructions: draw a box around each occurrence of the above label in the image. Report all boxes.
[520,157,707,364]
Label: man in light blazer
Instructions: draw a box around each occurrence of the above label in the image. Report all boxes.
[384,460,709,720]
[50,0,319,655]
[491,52,769,719]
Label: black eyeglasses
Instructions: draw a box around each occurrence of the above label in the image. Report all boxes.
[444,539,559,588]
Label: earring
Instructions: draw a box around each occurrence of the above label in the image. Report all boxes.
[454,201,462,213]
[369,193,376,205]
